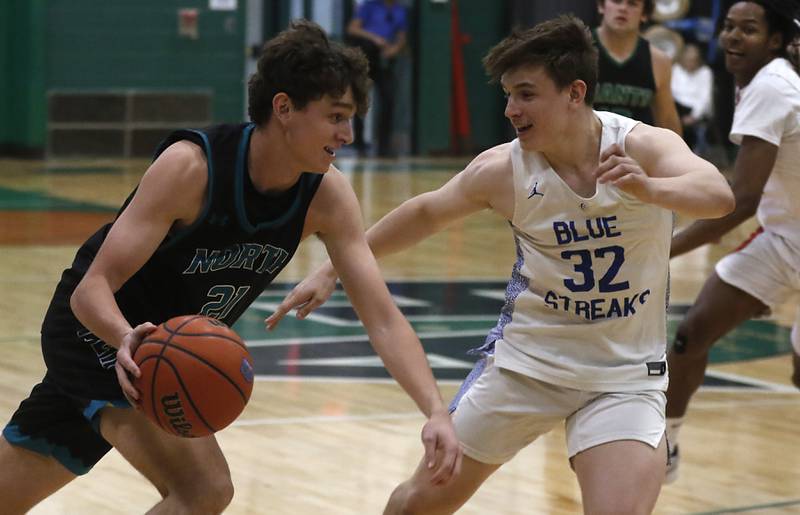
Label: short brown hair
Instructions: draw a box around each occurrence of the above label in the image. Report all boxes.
[597,0,655,20]
[483,15,599,104]
[247,19,371,126]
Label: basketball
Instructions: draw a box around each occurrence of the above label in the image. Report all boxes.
[132,315,255,438]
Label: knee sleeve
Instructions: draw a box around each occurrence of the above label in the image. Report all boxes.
[673,331,688,354]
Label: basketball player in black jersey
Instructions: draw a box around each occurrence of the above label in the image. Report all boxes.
[0,20,461,514]
[593,0,683,133]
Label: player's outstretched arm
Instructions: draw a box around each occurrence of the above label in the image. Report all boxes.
[266,147,507,329]
[670,135,777,257]
[600,124,734,219]
[70,141,208,401]
[304,169,463,484]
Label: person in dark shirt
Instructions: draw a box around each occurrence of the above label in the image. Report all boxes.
[0,20,460,514]
[593,0,682,134]
[346,0,408,156]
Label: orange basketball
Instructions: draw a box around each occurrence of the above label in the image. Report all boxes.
[132,315,254,438]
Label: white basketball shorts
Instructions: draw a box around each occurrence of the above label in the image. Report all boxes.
[451,357,665,464]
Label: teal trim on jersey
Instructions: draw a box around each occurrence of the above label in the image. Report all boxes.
[159,129,215,252]
[234,123,310,234]
[2,424,92,475]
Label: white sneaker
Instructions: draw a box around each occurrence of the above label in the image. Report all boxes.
[664,444,680,484]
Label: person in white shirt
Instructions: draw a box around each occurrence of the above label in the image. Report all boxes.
[665,0,800,484]
[671,43,714,151]
[267,15,733,514]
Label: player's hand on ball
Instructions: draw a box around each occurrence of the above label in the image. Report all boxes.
[421,409,463,485]
[594,143,653,202]
[115,322,157,404]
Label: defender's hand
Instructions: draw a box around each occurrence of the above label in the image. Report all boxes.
[265,267,337,330]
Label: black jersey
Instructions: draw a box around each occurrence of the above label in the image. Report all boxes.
[592,29,656,125]
[41,123,323,399]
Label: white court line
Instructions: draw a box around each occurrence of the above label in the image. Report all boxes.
[246,329,489,347]
[248,302,363,327]
[705,369,798,393]
[232,412,422,427]
[255,374,468,386]
[470,289,507,301]
[692,396,800,410]
[232,393,798,428]
[254,373,799,391]
[255,293,431,308]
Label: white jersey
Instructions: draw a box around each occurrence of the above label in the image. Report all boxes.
[730,57,800,251]
[488,111,672,392]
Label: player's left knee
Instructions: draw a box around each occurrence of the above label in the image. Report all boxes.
[171,474,234,513]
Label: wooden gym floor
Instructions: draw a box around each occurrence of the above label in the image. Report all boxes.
[0,156,798,514]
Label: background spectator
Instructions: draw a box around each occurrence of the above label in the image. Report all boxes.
[346,0,408,157]
[672,43,714,152]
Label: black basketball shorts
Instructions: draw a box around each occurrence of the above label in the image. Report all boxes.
[2,373,129,475]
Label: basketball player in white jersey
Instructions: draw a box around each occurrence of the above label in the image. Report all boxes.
[664,0,800,483]
[267,15,734,513]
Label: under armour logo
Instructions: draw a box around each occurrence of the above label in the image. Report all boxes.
[528,182,544,199]
[208,213,230,227]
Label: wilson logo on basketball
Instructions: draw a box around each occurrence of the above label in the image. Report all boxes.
[161,393,193,437]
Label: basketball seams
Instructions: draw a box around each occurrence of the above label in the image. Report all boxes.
[134,339,172,434]
[135,354,169,433]
[161,342,251,402]
[132,315,252,438]
[161,315,247,352]
[164,314,206,333]
[159,331,246,350]
[139,354,219,435]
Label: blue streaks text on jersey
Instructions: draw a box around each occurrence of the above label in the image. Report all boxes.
[553,216,621,245]
[544,288,651,321]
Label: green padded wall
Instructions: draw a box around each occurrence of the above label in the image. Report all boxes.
[0,0,46,153]
[45,0,246,123]
[415,0,508,155]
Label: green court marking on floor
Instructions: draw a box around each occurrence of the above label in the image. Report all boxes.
[38,166,123,175]
[336,161,467,173]
[668,318,792,364]
[236,282,793,365]
[690,498,800,514]
[0,186,116,212]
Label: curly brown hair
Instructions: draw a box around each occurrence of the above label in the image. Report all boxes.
[247,19,371,126]
[483,15,599,104]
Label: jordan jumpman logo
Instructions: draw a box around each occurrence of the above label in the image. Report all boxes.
[528,181,544,199]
